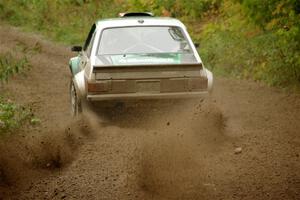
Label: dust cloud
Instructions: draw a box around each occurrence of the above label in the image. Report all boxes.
[0,118,90,186]
[83,98,228,199]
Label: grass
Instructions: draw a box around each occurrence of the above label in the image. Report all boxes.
[0,0,125,45]
[0,40,37,136]
[0,97,36,136]
[0,52,30,83]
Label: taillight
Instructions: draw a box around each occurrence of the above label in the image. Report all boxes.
[87,81,110,93]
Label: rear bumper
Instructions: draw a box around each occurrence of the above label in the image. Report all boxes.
[86,91,208,101]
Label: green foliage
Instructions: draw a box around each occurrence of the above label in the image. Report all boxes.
[0,38,35,136]
[127,0,221,20]
[238,0,300,29]
[0,0,125,44]
[0,98,33,136]
[0,52,30,83]
[200,0,300,87]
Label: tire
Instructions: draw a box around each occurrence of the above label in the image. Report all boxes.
[70,79,82,116]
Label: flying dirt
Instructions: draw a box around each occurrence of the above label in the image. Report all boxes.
[0,25,299,200]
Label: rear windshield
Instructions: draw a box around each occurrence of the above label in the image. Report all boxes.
[97,26,193,55]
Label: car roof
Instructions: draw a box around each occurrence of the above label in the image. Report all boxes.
[95,17,186,30]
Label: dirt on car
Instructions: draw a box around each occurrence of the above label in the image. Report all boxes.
[0,25,299,200]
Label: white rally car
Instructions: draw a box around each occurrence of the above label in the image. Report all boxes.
[69,12,213,115]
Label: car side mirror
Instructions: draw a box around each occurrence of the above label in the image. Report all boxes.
[194,43,200,48]
[71,46,82,52]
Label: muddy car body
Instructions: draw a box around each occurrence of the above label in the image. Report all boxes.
[69,13,213,115]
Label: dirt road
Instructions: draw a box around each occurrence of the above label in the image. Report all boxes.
[0,25,299,200]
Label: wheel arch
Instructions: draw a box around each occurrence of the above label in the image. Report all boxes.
[72,70,86,99]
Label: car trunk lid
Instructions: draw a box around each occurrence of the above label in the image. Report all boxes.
[89,64,207,94]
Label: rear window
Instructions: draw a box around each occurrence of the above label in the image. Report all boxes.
[97,26,193,55]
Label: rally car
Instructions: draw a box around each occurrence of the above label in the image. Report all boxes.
[69,12,213,115]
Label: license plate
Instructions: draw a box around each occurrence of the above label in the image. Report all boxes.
[137,81,160,93]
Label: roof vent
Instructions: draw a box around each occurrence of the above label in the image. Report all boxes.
[119,12,154,17]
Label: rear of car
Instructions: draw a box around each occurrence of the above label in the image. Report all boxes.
[88,63,208,101]
[85,21,212,101]
[70,13,213,114]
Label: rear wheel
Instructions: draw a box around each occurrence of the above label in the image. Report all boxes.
[70,80,82,116]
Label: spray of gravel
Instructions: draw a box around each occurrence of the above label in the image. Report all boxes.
[0,117,92,191]
[0,98,228,199]
[82,98,228,199]
[134,99,228,199]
